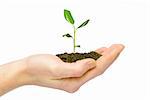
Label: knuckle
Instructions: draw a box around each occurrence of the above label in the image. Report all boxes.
[96,66,105,75]
[73,68,84,77]
[66,86,80,93]
[99,70,104,75]
[60,81,81,93]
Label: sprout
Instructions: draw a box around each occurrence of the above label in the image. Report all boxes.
[63,9,90,52]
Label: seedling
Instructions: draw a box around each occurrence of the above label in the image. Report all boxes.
[56,9,101,63]
[63,9,90,53]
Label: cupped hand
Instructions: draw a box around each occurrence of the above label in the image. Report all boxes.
[24,44,124,93]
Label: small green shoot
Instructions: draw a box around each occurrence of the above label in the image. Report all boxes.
[63,9,90,52]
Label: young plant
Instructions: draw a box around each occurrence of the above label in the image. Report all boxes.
[63,9,90,53]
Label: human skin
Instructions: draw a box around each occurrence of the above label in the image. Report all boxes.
[0,44,124,96]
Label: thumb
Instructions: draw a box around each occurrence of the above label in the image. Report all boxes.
[58,58,96,78]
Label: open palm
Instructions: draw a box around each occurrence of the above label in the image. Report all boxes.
[25,44,124,93]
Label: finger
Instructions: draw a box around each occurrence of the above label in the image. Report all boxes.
[54,44,124,92]
[55,58,96,78]
[77,44,125,85]
[96,44,125,73]
[95,47,108,55]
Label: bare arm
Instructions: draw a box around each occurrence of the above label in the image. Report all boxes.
[0,59,29,96]
[0,44,124,96]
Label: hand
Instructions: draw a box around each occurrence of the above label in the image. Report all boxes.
[24,44,124,93]
[25,54,96,92]
[0,44,124,96]
[77,44,124,86]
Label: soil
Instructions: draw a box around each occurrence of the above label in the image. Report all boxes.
[56,51,102,63]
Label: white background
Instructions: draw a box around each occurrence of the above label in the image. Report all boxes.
[0,0,150,100]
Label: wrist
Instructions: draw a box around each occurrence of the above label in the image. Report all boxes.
[12,58,33,86]
[0,58,32,95]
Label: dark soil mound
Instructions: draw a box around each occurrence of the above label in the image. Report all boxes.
[56,51,102,63]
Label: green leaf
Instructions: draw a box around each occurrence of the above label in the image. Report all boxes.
[62,33,73,38]
[64,9,75,24]
[77,19,90,29]
[75,45,80,48]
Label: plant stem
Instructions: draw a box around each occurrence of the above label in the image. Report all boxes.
[73,25,76,53]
